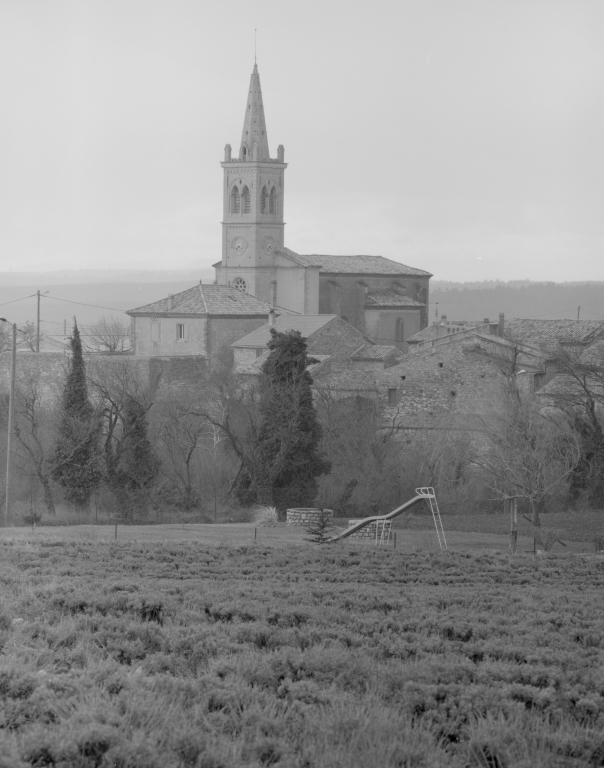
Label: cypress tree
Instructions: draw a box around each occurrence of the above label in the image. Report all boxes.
[237,329,330,509]
[116,396,160,494]
[52,321,101,508]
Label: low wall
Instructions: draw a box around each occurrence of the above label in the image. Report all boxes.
[286,508,334,526]
[348,518,392,540]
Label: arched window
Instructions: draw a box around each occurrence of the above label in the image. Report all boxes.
[261,186,268,213]
[233,277,247,292]
[230,186,240,214]
[241,186,250,214]
[395,318,404,342]
[269,186,276,214]
[241,145,247,160]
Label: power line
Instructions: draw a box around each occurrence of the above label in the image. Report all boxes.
[43,294,129,312]
[0,292,37,308]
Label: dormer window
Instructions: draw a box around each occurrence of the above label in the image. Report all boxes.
[230,186,240,214]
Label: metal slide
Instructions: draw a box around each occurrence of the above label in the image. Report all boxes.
[327,487,447,549]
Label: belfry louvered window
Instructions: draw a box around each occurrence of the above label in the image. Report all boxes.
[241,186,250,214]
[269,187,276,214]
[231,187,240,214]
[261,186,268,213]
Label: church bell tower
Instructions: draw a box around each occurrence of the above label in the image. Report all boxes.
[218,64,286,303]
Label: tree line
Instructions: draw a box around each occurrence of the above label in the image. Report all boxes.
[1,321,603,528]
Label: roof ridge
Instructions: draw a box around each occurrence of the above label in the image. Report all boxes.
[198,282,209,314]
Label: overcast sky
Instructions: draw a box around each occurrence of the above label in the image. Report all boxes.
[0,0,602,282]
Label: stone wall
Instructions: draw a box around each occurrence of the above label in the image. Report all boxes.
[375,334,544,426]
[347,519,392,540]
[286,508,334,526]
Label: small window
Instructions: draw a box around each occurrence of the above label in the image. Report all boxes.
[150,323,160,342]
[233,277,247,292]
[255,348,264,358]
[388,388,397,406]
[176,323,188,342]
[395,318,404,342]
[450,391,456,397]
[438,362,444,368]
[400,375,406,381]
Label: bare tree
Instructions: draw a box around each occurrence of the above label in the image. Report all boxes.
[18,321,43,352]
[542,343,604,506]
[87,358,159,519]
[470,387,581,528]
[0,325,11,355]
[84,315,130,354]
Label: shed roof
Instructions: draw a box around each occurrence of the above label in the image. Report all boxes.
[350,343,403,362]
[505,319,604,345]
[231,315,339,348]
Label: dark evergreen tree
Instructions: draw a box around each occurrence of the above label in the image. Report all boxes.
[116,396,160,494]
[51,321,101,508]
[236,329,330,509]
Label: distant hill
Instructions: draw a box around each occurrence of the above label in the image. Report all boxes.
[0,280,211,331]
[430,281,604,323]
[0,269,214,287]
[2,273,603,335]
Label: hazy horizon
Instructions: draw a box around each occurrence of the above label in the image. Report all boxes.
[1,1,602,283]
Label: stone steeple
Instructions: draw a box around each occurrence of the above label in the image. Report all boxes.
[239,63,270,161]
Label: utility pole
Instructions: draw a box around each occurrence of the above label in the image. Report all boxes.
[0,320,16,526]
[36,290,40,352]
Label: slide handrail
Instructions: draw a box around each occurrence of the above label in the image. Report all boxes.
[327,491,433,542]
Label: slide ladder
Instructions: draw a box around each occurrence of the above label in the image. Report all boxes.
[328,486,447,549]
[417,487,447,550]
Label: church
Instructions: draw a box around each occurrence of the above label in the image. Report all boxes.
[127,64,431,359]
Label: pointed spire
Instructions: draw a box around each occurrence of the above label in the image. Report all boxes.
[240,64,270,161]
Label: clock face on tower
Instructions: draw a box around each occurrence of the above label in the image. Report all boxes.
[263,237,276,255]
[231,237,248,256]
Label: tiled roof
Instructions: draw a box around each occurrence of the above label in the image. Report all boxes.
[407,321,484,344]
[236,351,330,375]
[364,290,425,308]
[278,251,432,277]
[537,373,604,398]
[505,319,604,345]
[351,344,403,362]
[232,315,339,348]
[314,370,378,392]
[126,284,276,317]
[581,340,604,366]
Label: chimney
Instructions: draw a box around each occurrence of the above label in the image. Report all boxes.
[498,312,505,338]
[271,280,277,308]
[440,314,447,324]
[167,294,174,311]
[269,308,276,327]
